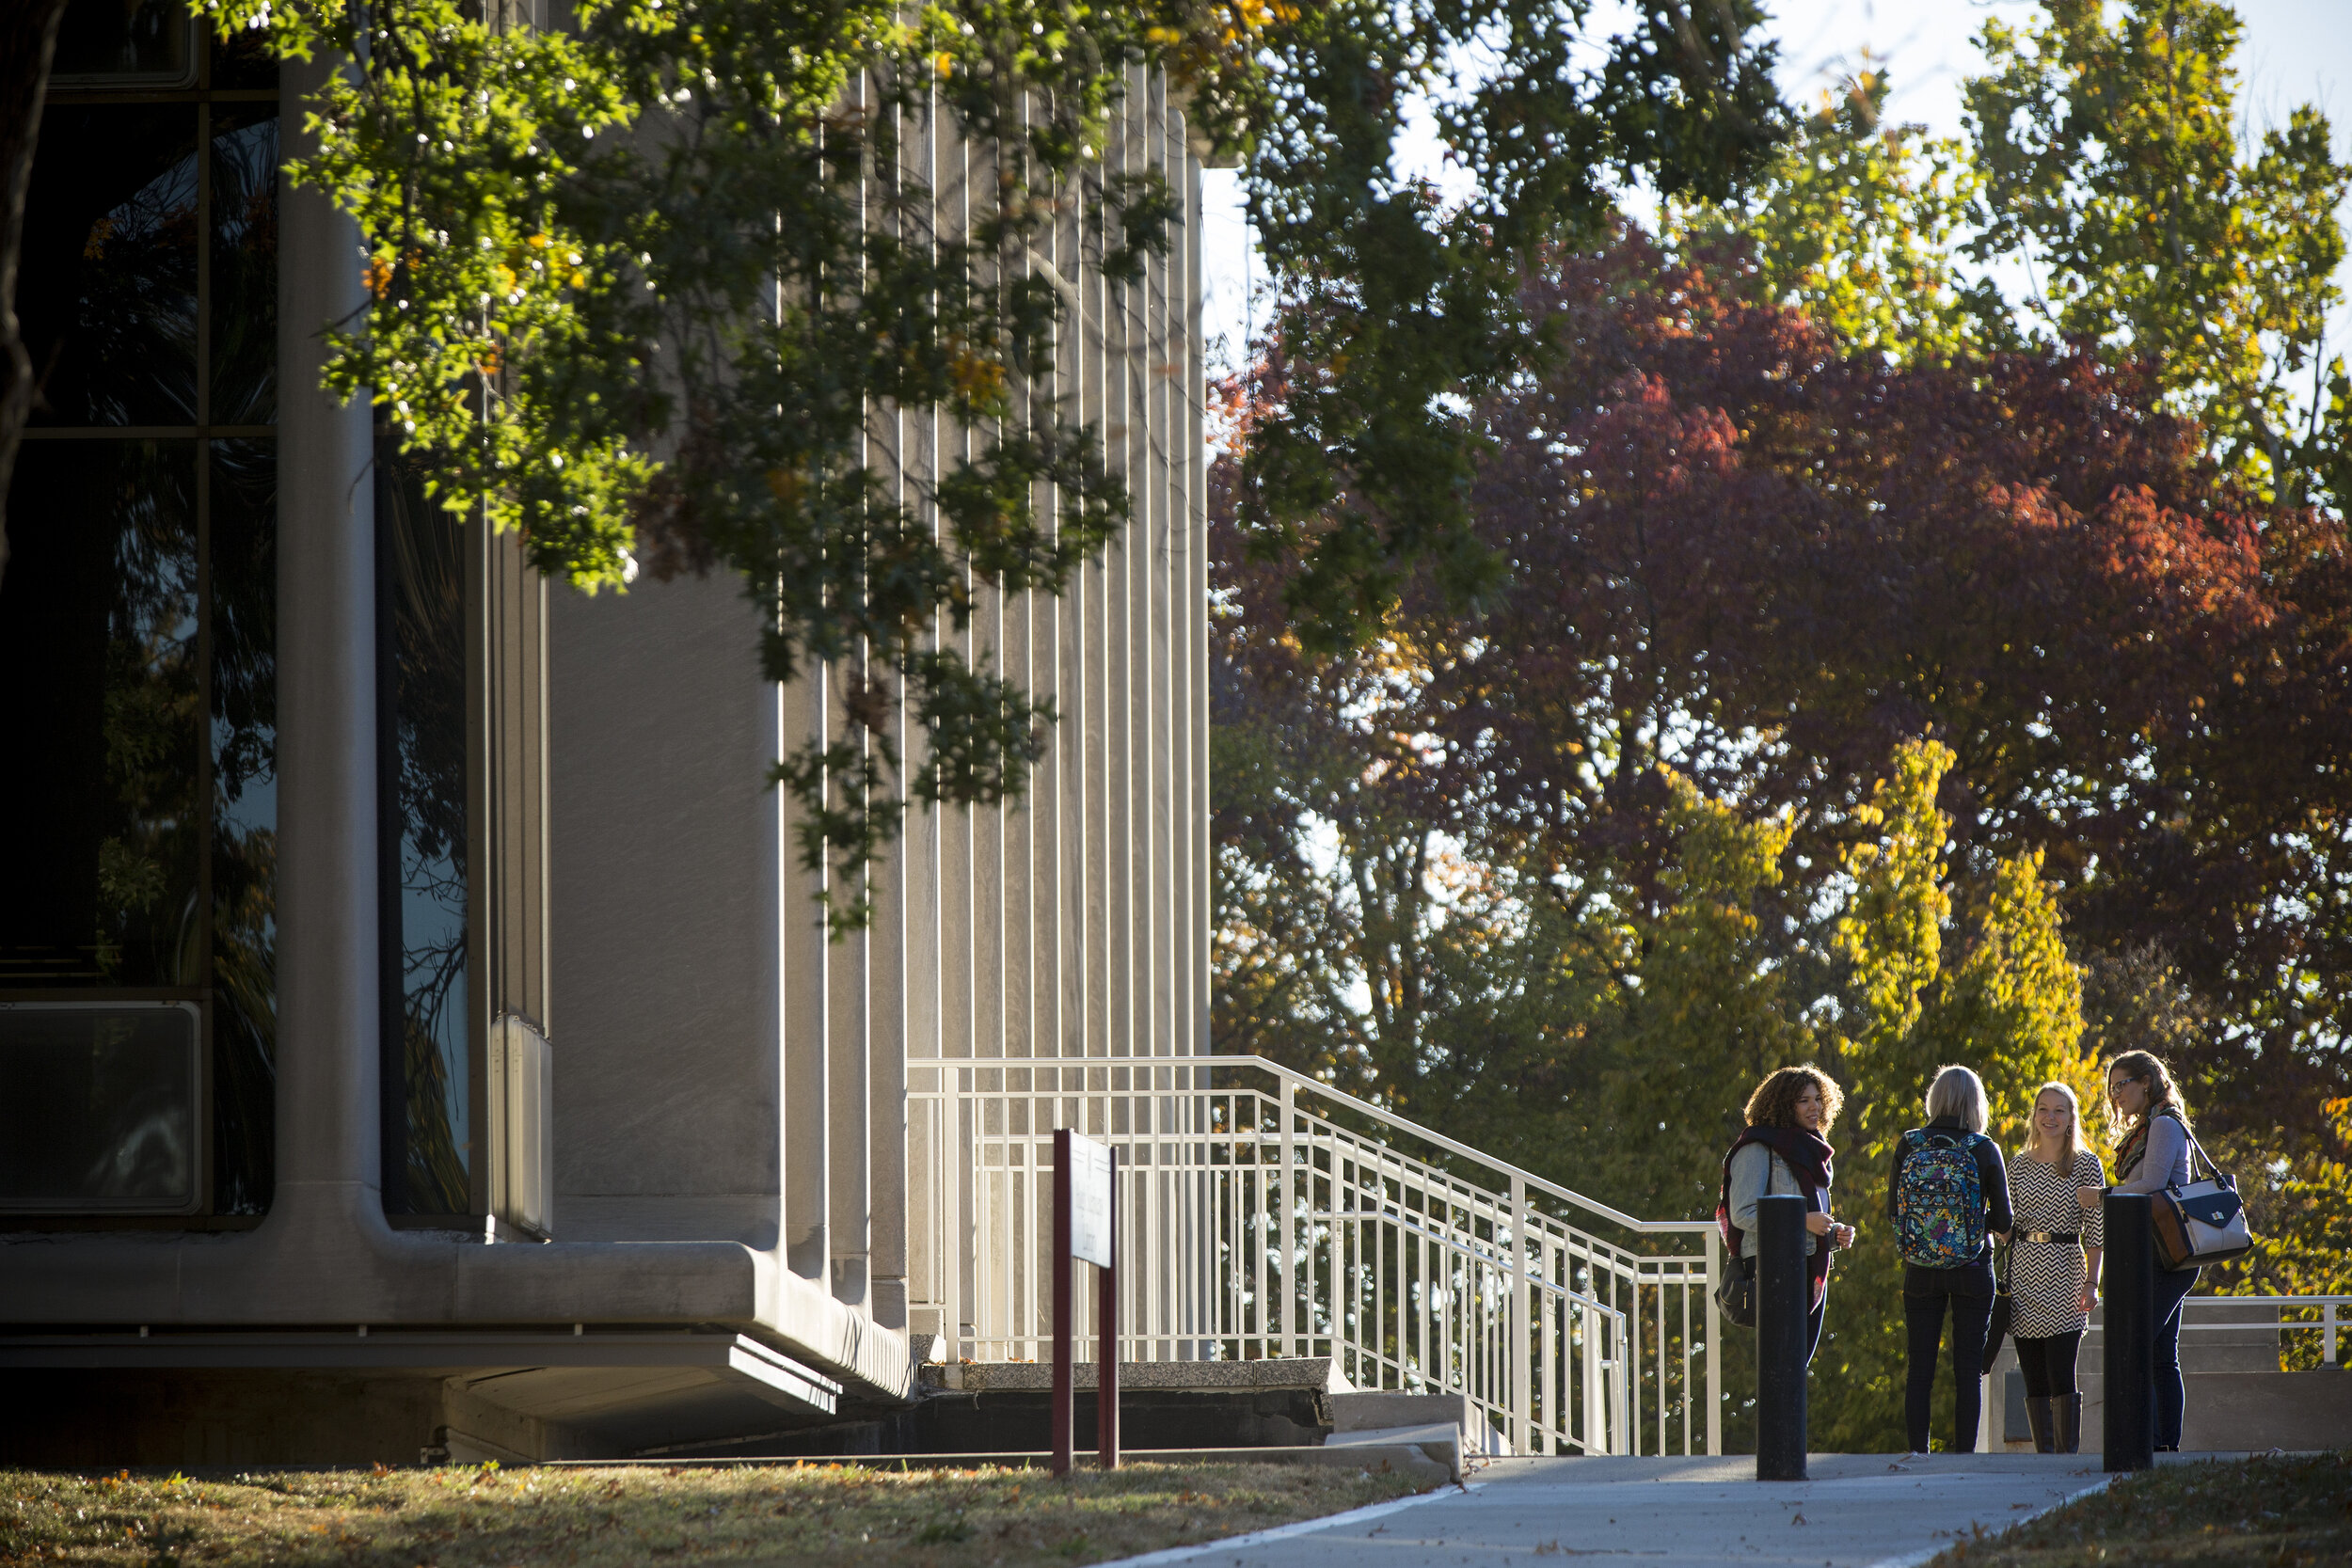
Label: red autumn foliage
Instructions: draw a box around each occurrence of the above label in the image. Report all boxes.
[1214,229,2352,1134]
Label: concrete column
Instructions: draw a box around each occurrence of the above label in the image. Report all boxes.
[828,725,871,1307]
[782,675,829,1281]
[275,51,381,1207]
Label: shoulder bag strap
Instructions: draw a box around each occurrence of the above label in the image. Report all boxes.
[2151,1107,2214,1186]
[2178,1124,2223,1185]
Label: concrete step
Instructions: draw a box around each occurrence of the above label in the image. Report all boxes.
[544,1441,1458,1486]
[1997,1369,2352,1452]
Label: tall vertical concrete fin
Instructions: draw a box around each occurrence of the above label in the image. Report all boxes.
[265,45,393,1286]
[783,666,832,1283]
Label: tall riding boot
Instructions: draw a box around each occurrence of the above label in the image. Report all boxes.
[2053,1392,2082,1454]
[2023,1396,2058,1453]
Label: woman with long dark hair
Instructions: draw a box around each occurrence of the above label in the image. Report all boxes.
[2079,1050,2198,1451]
[1723,1065,1855,1364]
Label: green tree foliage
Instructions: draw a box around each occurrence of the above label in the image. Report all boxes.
[1674,68,1987,363]
[1810,742,2095,1453]
[1963,0,2351,504]
[1677,0,2352,1141]
[183,0,1783,924]
[2217,1097,2352,1367]
[1682,3,2352,506]
[1235,0,1785,652]
[1211,212,2351,1445]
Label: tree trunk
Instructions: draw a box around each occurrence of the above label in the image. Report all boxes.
[0,0,70,592]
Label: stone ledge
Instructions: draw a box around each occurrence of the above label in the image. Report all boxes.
[541,1442,1456,1486]
[931,1357,1351,1394]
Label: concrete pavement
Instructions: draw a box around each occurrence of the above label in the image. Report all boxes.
[1114,1452,2129,1568]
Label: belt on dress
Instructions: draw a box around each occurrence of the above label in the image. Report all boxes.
[2019,1231,2081,1244]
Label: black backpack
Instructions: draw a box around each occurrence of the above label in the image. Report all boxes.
[1712,1143,1759,1327]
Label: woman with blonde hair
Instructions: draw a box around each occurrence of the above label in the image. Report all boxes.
[1887,1065,2011,1456]
[2006,1081,2106,1451]
[1717,1065,1855,1365]
[2077,1050,2198,1451]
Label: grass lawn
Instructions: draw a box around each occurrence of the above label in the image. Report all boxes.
[0,1458,1434,1567]
[1927,1451,2352,1567]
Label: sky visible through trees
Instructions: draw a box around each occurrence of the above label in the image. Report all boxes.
[1199,0,2352,378]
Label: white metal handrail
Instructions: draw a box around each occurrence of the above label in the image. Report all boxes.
[905,1053,1720,1456]
[2172,1295,2350,1365]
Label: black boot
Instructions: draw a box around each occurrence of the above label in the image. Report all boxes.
[2053,1392,2081,1455]
[2024,1396,2058,1453]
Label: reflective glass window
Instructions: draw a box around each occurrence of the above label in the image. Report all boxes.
[7,24,282,1218]
[51,0,197,86]
[380,455,474,1215]
[21,106,200,428]
[212,440,278,1213]
[0,439,201,988]
[211,111,279,425]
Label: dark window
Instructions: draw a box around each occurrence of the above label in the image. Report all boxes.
[20,106,199,429]
[0,1003,201,1212]
[0,439,200,986]
[51,0,197,87]
[0,12,279,1219]
[379,454,475,1216]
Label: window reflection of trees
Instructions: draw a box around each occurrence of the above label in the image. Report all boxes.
[382,453,472,1214]
[52,0,194,81]
[34,110,199,427]
[211,115,278,426]
[8,24,282,1218]
[94,443,201,988]
[212,441,278,1213]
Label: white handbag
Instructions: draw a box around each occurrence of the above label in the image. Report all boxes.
[2150,1127,2254,1271]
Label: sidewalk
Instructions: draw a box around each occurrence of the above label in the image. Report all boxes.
[1120,1452,2127,1568]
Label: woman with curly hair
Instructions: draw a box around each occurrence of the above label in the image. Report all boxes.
[2078,1050,2199,1451]
[1720,1065,1855,1364]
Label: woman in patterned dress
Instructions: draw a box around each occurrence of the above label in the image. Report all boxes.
[2008,1082,2106,1452]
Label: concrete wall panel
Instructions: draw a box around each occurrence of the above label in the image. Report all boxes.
[548,572,782,1249]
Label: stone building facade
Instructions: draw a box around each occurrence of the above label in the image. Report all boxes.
[0,0,1205,1464]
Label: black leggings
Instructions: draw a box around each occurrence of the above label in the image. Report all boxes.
[2013,1331,2084,1398]
[1904,1291,1994,1453]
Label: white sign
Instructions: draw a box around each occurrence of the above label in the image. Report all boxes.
[1068,1132,1114,1269]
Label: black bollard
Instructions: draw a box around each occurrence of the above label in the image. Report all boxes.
[2103,1191,2155,1472]
[1756,1194,1809,1481]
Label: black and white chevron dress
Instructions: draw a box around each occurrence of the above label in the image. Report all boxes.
[2008,1148,2108,1339]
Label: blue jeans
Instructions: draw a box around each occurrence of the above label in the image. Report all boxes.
[2153,1265,2199,1449]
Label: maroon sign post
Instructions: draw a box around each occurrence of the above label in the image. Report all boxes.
[1051,1128,1119,1475]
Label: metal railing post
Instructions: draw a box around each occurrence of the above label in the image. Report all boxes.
[2328,1302,2339,1367]
[1278,1076,1295,1358]
[1705,1226,1723,1456]
[1617,1319,1636,1456]
[1508,1174,1531,1455]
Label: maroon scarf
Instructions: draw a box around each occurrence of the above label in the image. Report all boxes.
[1718,1125,1837,1292]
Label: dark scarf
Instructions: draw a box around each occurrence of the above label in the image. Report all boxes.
[1719,1125,1837,1289]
